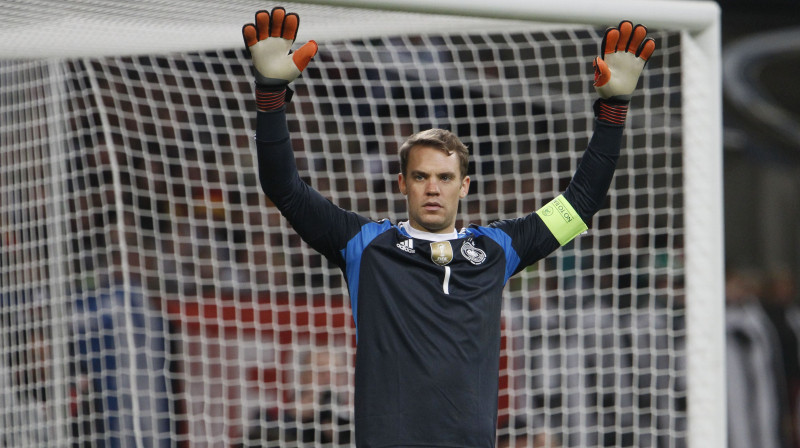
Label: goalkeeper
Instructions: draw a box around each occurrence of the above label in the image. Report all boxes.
[243,7,655,447]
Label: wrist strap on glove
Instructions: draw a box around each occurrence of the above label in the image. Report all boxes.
[594,98,629,127]
[255,84,294,111]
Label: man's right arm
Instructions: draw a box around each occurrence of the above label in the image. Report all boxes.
[255,106,370,261]
[244,8,370,262]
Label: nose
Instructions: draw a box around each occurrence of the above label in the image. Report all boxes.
[425,178,440,195]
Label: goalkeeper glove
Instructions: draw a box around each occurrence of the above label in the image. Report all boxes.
[592,20,656,126]
[242,7,318,111]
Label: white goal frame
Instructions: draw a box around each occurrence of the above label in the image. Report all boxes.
[292,1,725,446]
[288,1,725,446]
[1,0,724,446]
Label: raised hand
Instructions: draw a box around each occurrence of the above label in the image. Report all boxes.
[242,7,318,92]
[593,21,656,100]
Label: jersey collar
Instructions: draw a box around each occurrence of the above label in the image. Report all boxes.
[398,221,458,242]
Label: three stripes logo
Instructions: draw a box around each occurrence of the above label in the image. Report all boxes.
[396,238,415,254]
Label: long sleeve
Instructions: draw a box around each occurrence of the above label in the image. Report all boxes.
[562,120,624,222]
[491,118,625,272]
[255,107,370,263]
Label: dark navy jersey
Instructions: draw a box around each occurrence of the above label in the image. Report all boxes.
[255,107,623,447]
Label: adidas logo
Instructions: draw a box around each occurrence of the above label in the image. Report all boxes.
[396,239,415,254]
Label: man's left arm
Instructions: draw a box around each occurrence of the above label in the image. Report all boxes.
[536,20,656,246]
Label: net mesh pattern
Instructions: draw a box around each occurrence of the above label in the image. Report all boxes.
[1,26,686,447]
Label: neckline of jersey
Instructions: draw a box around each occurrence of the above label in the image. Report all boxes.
[398,221,458,242]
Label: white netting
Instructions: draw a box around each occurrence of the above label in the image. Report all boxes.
[1,2,696,447]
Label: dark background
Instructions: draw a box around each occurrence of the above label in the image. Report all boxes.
[720,0,800,280]
[719,1,800,446]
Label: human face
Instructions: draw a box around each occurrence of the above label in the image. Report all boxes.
[398,145,470,234]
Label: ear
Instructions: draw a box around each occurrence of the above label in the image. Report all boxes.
[459,175,470,198]
[398,173,407,195]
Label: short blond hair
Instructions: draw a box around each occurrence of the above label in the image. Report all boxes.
[398,129,469,178]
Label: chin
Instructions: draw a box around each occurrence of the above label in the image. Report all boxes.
[420,221,449,233]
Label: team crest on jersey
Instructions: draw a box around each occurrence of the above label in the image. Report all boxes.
[430,241,453,266]
[396,238,415,254]
[461,241,487,265]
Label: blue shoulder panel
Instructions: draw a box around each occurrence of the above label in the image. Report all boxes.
[465,226,521,284]
[341,220,393,335]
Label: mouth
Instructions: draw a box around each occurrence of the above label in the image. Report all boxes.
[423,202,442,211]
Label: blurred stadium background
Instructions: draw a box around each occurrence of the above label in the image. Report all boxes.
[721,0,800,447]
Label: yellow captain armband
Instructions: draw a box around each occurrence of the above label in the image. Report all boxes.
[536,194,588,246]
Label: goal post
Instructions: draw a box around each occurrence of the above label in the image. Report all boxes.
[0,0,723,447]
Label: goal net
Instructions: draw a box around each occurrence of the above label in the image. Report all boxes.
[0,1,723,447]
